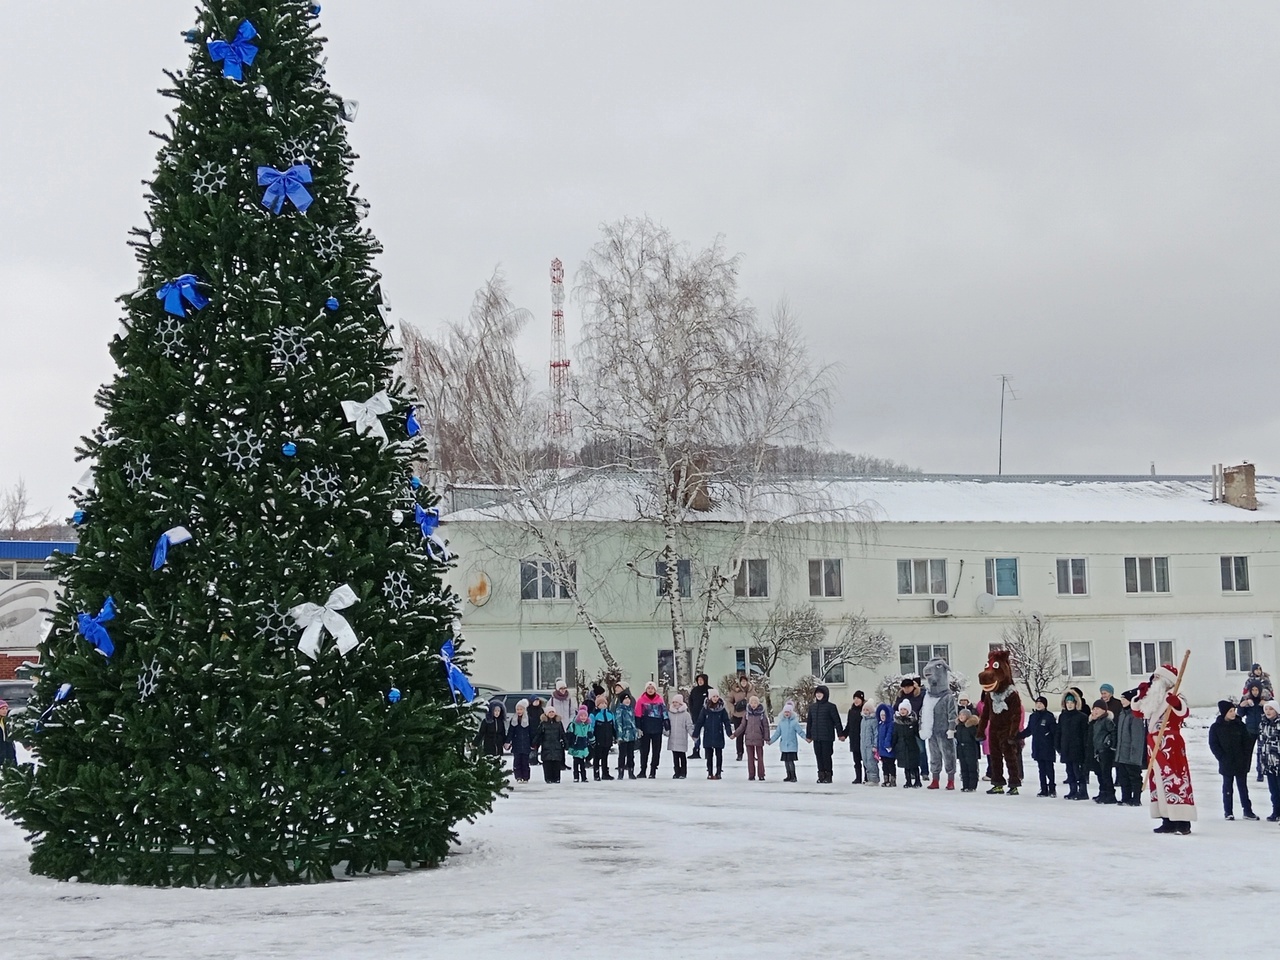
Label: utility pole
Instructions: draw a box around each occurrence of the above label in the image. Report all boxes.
[997,375,1017,475]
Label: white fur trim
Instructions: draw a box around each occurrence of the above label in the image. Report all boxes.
[1154,664,1178,685]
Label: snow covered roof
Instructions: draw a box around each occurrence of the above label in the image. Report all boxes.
[444,473,1280,525]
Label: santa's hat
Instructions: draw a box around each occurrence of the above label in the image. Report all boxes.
[1153,663,1179,686]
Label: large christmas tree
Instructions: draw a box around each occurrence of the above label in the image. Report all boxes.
[0,0,503,886]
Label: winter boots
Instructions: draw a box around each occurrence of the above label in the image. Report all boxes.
[987,784,1005,795]
[945,778,955,791]
[927,777,940,790]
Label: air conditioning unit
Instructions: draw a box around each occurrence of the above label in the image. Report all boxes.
[931,597,955,617]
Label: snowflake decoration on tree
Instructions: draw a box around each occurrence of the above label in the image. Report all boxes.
[156,315,185,359]
[124,453,153,487]
[282,136,318,168]
[314,225,344,259]
[270,326,309,370]
[382,570,412,611]
[300,466,342,505]
[192,161,228,196]
[222,429,264,472]
[256,603,292,644]
[137,657,161,700]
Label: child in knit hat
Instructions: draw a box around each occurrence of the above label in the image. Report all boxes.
[1258,700,1280,819]
[666,693,694,779]
[566,705,595,783]
[769,700,805,782]
[893,702,921,788]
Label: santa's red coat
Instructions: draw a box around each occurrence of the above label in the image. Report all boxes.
[1133,686,1198,822]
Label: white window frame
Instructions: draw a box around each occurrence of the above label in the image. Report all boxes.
[811,646,846,684]
[734,647,769,677]
[1221,556,1250,593]
[896,558,947,596]
[1128,640,1175,677]
[1224,638,1255,674]
[0,561,15,580]
[733,558,770,599]
[899,643,950,677]
[521,649,579,689]
[1124,556,1170,595]
[808,558,843,599]
[984,557,1020,598]
[519,558,576,601]
[1059,641,1094,680]
[1056,558,1088,596]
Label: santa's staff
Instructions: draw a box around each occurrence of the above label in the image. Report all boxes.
[1132,651,1197,835]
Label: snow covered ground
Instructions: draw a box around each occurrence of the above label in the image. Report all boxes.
[1,715,1272,959]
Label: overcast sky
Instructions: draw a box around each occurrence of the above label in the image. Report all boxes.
[3,2,1280,513]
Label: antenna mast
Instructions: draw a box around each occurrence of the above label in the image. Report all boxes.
[997,374,1018,475]
[549,258,571,438]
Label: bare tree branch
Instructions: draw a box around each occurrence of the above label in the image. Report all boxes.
[1001,613,1063,699]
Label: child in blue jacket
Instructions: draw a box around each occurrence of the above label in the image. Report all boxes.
[875,703,897,787]
[769,700,805,782]
[1019,695,1059,797]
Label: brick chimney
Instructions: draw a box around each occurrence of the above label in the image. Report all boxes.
[1222,463,1257,511]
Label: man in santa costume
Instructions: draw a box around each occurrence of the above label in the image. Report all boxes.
[1131,663,1197,834]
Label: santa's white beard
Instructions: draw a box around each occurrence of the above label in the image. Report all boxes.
[1132,679,1171,729]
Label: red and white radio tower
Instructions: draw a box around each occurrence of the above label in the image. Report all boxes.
[548,258,571,438]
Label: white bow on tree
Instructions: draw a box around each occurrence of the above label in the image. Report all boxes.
[341,390,393,443]
[290,584,361,659]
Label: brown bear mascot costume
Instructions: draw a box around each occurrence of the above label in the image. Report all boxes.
[975,649,1023,795]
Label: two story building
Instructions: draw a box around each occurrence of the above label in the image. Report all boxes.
[0,539,76,679]
[443,470,1280,708]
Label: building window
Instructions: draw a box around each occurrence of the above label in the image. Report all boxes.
[733,559,769,598]
[1059,641,1093,680]
[984,558,1020,597]
[1128,641,1175,676]
[811,646,846,684]
[519,559,575,601]
[655,558,693,598]
[1124,556,1169,594]
[0,562,14,580]
[1056,558,1087,596]
[1221,556,1250,592]
[897,559,946,596]
[899,643,950,677]
[521,649,578,689]
[657,648,693,685]
[808,559,843,598]
[734,647,770,676]
[1224,638,1255,673]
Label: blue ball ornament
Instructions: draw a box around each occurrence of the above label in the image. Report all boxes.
[181,28,199,43]
[388,686,401,703]
[309,4,322,17]
[325,296,339,311]
[409,476,421,490]
[282,442,297,457]
[72,510,86,524]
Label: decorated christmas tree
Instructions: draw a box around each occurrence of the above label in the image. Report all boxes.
[0,0,503,886]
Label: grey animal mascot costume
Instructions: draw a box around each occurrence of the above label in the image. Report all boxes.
[920,657,958,789]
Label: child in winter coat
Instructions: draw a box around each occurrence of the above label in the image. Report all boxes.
[533,708,567,783]
[954,708,982,792]
[590,695,616,781]
[473,700,507,757]
[735,694,772,781]
[875,703,897,786]
[858,702,879,785]
[566,705,595,783]
[1239,682,1266,781]
[1019,696,1059,797]
[769,700,805,782]
[845,691,867,784]
[506,699,534,783]
[1056,692,1090,800]
[893,702,922,788]
[1113,689,1146,806]
[1209,700,1258,819]
[613,689,639,779]
[527,697,545,766]
[692,689,736,779]
[635,682,669,779]
[1089,702,1117,804]
[667,693,695,779]
[1257,700,1280,820]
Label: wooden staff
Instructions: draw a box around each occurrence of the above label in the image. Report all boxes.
[1144,649,1192,788]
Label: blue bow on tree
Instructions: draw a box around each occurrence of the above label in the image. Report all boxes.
[257,164,313,214]
[207,20,259,81]
[76,597,117,658]
[441,641,476,703]
[151,525,193,570]
[414,504,452,561]
[156,275,209,317]
[406,407,420,437]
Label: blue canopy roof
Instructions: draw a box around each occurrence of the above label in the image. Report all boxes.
[0,540,77,561]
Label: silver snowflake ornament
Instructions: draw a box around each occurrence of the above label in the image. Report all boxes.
[382,570,412,611]
[156,315,185,358]
[137,657,161,700]
[282,136,318,168]
[256,603,292,644]
[192,161,228,196]
[270,326,309,370]
[300,466,342,505]
[222,429,264,472]
[124,453,153,487]
[315,225,345,259]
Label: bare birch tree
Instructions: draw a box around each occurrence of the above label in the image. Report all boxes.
[1001,612,1063,699]
[1,478,56,539]
[814,612,893,681]
[574,217,850,685]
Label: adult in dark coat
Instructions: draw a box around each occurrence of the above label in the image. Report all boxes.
[845,691,867,784]
[1239,682,1266,780]
[805,684,846,784]
[532,710,567,783]
[692,690,735,779]
[1055,693,1090,800]
[1209,701,1258,819]
[1113,690,1147,806]
[473,700,508,757]
[527,696,545,765]
[687,673,711,760]
[900,677,929,778]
